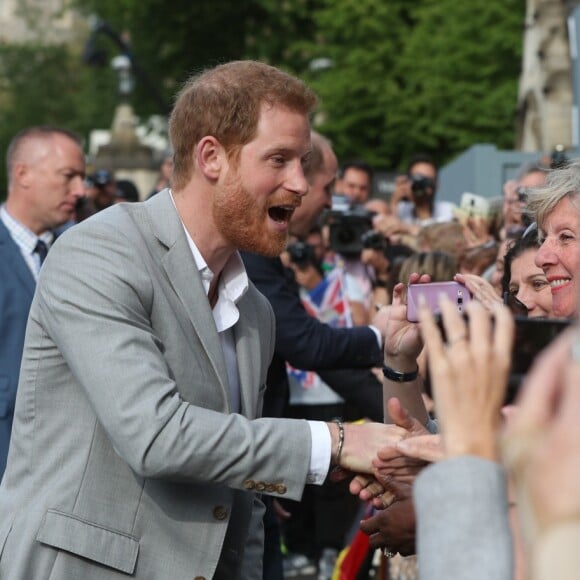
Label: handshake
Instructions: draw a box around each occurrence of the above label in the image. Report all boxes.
[326,401,428,481]
[325,398,430,557]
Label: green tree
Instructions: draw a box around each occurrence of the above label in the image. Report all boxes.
[72,0,268,117]
[1,0,528,196]
[293,0,414,168]
[0,42,118,196]
[292,0,525,169]
[388,0,525,167]
[71,0,526,171]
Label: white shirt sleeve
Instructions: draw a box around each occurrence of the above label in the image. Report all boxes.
[367,325,383,348]
[306,420,332,485]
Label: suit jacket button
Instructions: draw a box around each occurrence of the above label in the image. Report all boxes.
[276,484,287,495]
[243,479,256,490]
[213,506,229,521]
[194,577,206,580]
[265,483,276,493]
[255,482,266,492]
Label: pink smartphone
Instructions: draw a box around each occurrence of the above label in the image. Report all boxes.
[406,281,472,322]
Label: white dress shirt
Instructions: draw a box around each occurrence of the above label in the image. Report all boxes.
[174,194,331,485]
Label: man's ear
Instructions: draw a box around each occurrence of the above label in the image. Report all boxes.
[13,163,30,188]
[195,136,225,180]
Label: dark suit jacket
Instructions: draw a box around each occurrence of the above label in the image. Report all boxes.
[240,252,383,420]
[0,220,36,477]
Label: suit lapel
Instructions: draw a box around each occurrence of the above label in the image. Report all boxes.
[144,191,231,409]
[0,220,36,297]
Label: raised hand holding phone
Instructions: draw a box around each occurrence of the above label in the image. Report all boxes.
[406,280,472,322]
[383,273,431,425]
[414,296,514,461]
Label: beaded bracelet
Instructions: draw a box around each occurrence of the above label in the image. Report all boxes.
[333,419,344,466]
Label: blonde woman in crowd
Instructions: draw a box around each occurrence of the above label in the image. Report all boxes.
[527,159,580,320]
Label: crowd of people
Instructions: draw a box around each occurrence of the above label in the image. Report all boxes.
[0,59,578,580]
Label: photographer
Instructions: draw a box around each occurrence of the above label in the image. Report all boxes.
[286,236,368,324]
[283,239,325,293]
[322,192,377,319]
[373,155,455,246]
[397,153,455,227]
[335,159,374,204]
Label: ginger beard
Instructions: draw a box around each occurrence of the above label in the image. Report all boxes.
[213,164,291,257]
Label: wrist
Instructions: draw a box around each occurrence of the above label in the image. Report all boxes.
[332,419,345,466]
[446,433,499,462]
[327,421,342,466]
[384,355,418,374]
[382,364,419,383]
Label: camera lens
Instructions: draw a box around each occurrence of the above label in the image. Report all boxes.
[410,174,435,200]
[361,230,388,251]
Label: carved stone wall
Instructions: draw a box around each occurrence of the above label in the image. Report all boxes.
[516,0,578,151]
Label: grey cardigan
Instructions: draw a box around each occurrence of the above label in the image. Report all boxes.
[414,456,513,580]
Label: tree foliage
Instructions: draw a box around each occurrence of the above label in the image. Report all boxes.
[71,0,266,116]
[0,42,118,195]
[290,0,413,167]
[387,0,525,167]
[0,0,527,196]
[293,0,526,169]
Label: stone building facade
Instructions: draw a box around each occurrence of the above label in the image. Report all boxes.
[0,0,81,44]
[517,0,580,151]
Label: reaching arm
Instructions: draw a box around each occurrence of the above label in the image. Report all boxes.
[381,274,432,426]
[241,251,382,370]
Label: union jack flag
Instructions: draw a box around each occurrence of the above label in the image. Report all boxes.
[300,267,352,328]
[287,266,352,398]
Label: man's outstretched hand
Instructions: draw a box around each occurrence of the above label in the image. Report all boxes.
[349,399,429,502]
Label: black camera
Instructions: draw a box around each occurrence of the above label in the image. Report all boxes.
[360,230,389,252]
[410,174,435,201]
[287,241,318,269]
[324,196,373,256]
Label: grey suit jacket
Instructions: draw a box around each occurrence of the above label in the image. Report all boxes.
[0,191,313,580]
[414,456,513,580]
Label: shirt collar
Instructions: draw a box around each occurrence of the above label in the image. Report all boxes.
[0,205,54,252]
[168,192,249,333]
[185,228,249,306]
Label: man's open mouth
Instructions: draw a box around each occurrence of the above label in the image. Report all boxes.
[268,205,295,223]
